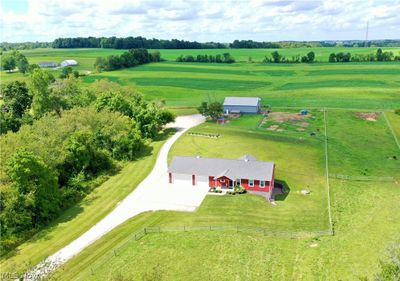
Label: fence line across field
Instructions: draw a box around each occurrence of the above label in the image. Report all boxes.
[329,174,396,182]
[79,224,332,277]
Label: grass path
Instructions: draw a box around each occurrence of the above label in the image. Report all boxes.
[323,109,333,235]
[383,111,400,150]
[0,132,172,274]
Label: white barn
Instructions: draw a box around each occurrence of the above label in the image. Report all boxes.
[60,60,78,67]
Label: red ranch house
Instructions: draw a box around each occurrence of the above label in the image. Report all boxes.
[168,154,275,199]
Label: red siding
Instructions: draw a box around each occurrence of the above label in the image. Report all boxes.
[204,165,276,194]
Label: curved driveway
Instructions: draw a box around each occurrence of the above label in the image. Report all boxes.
[28,114,206,279]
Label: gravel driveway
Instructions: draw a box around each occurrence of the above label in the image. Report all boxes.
[27,114,207,280]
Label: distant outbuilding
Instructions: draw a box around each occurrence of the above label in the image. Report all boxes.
[38,61,58,68]
[223,96,261,114]
[60,60,78,67]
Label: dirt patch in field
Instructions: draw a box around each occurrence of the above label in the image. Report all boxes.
[355,112,380,122]
[269,112,310,122]
[298,122,309,127]
[296,128,305,132]
[267,124,279,131]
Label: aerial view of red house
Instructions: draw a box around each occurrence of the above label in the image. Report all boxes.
[168,154,275,197]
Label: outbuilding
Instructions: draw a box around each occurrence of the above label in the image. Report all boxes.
[60,59,78,67]
[168,154,275,198]
[223,97,261,114]
[38,61,58,68]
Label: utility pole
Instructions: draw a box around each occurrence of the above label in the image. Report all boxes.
[364,21,369,47]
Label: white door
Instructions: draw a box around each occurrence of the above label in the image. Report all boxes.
[196,176,209,187]
[173,173,192,185]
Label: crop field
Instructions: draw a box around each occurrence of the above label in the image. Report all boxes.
[47,108,400,281]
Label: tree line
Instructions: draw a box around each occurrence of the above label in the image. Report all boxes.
[52,36,226,49]
[261,48,400,63]
[2,38,400,51]
[263,51,316,63]
[328,48,400,62]
[94,48,161,71]
[176,53,235,63]
[0,73,174,253]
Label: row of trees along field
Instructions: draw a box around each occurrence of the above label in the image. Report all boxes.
[328,48,400,62]
[262,48,400,63]
[52,36,226,49]
[176,53,235,63]
[47,37,400,50]
[0,71,175,253]
[94,48,161,71]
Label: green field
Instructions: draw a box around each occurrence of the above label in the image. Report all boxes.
[1,47,400,280]
[47,109,400,281]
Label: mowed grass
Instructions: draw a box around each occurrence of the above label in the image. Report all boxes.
[50,111,400,281]
[326,110,399,177]
[0,131,173,275]
[53,182,400,281]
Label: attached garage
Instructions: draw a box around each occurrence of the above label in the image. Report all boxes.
[195,175,209,186]
[171,173,193,185]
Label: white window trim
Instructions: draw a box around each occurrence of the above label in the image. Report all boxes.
[260,180,265,188]
[249,179,254,187]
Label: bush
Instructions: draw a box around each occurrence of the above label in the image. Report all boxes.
[395,109,400,115]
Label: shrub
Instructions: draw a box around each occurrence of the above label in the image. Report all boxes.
[395,109,400,115]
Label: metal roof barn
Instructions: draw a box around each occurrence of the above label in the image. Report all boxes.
[223,97,261,114]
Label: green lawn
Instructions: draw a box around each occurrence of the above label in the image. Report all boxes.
[49,111,400,281]
[0,131,173,274]
[326,110,399,177]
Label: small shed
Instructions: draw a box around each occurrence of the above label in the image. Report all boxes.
[38,61,58,68]
[60,59,78,67]
[223,97,261,114]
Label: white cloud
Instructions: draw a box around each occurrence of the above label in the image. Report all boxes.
[1,0,399,42]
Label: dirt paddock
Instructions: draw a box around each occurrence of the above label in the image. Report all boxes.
[355,112,380,122]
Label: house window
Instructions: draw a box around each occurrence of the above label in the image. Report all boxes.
[236,179,241,186]
[260,181,265,188]
[249,180,254,187]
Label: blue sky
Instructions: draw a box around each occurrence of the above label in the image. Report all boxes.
[1,0,399,43]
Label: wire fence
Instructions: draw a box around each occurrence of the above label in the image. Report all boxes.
[80,225,333,277]
[329,174,396,182]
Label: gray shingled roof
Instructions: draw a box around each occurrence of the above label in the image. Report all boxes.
[168,155,274,181]
[223,97,260,107]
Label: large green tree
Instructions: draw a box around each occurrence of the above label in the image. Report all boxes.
[6,148,61,227]
[0,81,32,134]
[29,68,55,118]
[1,54,16,72]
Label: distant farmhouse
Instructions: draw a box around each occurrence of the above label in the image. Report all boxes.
[223,97,261,114]
[60,59,78,67]
[168,154,275,199]
[38,61,58,68]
